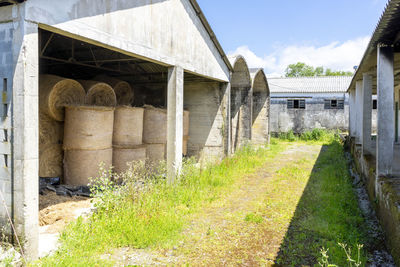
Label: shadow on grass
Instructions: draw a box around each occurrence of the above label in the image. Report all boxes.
[273,141,370,266]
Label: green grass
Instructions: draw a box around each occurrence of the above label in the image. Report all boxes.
[35,143,284,266]
[273,139,369,266]
[278,128,340,143]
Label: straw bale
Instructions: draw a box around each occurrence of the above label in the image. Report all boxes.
[113,106,144,146]
[39,74,85,121]
[63,106,114,150]
[64,148,112,185]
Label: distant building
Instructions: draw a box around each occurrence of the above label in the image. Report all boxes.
[268,76,368,133]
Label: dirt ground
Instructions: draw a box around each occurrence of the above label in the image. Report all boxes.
[39,192,92,234]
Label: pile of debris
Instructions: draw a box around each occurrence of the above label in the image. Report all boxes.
[39,177,91,197]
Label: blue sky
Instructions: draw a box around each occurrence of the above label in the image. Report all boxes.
[197,0,388,76]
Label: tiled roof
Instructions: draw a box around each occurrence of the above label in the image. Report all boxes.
[268,76,353,93]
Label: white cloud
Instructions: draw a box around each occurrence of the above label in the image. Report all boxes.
[228,36,370,77]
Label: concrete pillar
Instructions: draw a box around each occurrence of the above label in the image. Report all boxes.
[167,66,183,184]
[377,45,394,176]
[221,82,231,156]
[355,80,363,143]
[12,13,39,259]
[362,74,373,155]
[349,88,356,137]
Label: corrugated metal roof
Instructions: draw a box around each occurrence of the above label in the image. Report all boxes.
[268,76,352,93]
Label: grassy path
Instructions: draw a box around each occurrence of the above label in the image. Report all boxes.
[110,140,371,266]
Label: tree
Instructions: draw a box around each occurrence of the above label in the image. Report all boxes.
[325,68,353,76]
[285,62,353,77]
[285,62,317,77]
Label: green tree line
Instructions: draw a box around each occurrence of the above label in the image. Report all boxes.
[285,62,353,77]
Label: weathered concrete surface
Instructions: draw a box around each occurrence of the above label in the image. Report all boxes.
[376,45,394,177]
[23,0,230,82]
[167,66,183,183]
[10,6,39,259]
[270,93,348,133]
[349,89,356,137]
[349,138,400,265]
[251,69,270,145]
[184,81,226,163]
[361,74,373,155]
[355,81,363,143]
[230,56,251,152]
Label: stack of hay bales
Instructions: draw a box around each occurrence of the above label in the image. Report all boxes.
[39,75,86,178]
[112,106,146,174]
[143,106,190,161]
[94,75,134,105]
[63,106,114,185]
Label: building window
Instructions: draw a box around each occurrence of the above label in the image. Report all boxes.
[373,99,377,109]
[324,99,344,109]
[287,99,305,109]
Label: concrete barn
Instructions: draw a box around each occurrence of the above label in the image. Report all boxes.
[0,0,270,259]
[348,0,400,263]
[268,76,354,133]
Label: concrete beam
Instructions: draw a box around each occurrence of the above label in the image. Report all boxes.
[377,45,395,176]
[167,66,183,184]
[362,74,373,155]
[12,15,39,259]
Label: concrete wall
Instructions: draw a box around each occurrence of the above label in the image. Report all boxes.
[23,0,229,82]
[0,5,40,258]
[251,70,270,145]
[230,57,251,152]
[270,93,349,133]
[184,81,226,163]
[0,7,14,231]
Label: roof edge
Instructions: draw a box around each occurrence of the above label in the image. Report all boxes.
[188,0,233,72]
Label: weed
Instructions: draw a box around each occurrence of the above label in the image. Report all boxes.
[244,213,264,224]
[37,142,284,266]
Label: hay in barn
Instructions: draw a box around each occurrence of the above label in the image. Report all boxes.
[64,148,113,186]
[183,110,190,136]
[39,144,63,178]
[145,143,166,162]
[143,105,167,144]
[39,112,63,146]
[78,80,117,107]
[39,74,86,121]
[183,135,189,156]
[63,105,114,150]
[94,75,134,105]
[113,145,146,174]
[113,106,144,146]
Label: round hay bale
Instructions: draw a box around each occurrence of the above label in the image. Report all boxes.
[94,75,134,105]
[183,110,190,136]
[183,135,189,156]
[39,144,63,178]
[145,143,166,162]
[78,80,117,107]
[63,106,114,150]
[113,145,146,174]
[64,148,113,186]
[39,74,86,121]
[143,106,167,144]
[39,112,63,146]
[113,106,144,146]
